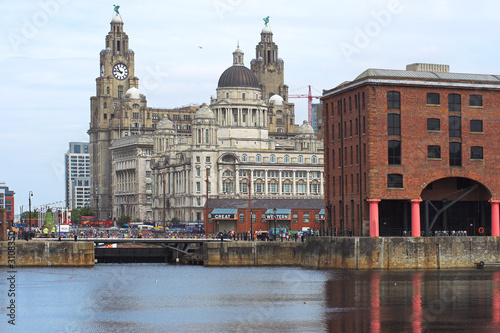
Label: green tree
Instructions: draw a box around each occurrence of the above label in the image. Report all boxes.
[42,208,54,230]
[117,215,131,228]
[171,217,180,224]
[70,206,95,226]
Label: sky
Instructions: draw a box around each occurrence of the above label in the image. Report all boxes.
[2,0,500,213]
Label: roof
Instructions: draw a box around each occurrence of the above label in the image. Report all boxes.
[217,65,260,88]
[210,209,237,215]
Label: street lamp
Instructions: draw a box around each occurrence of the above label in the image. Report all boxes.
[273,208,277,241]
[28,191,33,240]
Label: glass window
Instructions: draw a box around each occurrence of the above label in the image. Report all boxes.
[449,142,462,166]
[298,155,304,164]
[428,145,441,159]
[387,174,403,188]
[427,93,440,105]
[196,182,201,192]
[256,154,262,163]
[387,91,401,110]
[239,213,245,223]
[448,94,461,112]
[470,95,483,107]
[388,140,401,165]
[449,116,461,138]
[388,113,401,135]
[312,155,318,164]
[303,212,310,223]
[241,154,247,162]
[206,156,211,163]
[284,155,290,163]
[293,213,298,223]
[427,118,440,131]
[471,146,483,160]
[470,120,483,133]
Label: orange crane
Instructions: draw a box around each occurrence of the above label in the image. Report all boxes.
[289,85,321,124]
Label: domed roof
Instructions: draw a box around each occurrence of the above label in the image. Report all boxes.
[111,14,122,23]
[298,120,314,134]
[157,117,175,131]
[269,94,284,106]
[125,87,142,99]
[194,103,215,119]
[262,25,272,34]
[218,66,260,88]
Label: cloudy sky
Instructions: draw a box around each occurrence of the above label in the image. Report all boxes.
[1,0,499,211]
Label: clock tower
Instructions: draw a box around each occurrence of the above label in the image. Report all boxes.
[89,10,140,220]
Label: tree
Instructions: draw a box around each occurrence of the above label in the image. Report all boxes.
[70,206,95,226]
[171,217,180,224]
[42,208,54,230]
[117,215,131,228]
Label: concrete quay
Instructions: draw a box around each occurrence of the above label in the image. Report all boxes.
[203,236,500,269]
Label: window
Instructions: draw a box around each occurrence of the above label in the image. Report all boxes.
[133,112,139,119]
[103,102,107,109]
[284,155,290,163]
[388,140,401,165]
[470,95,483,107]
[196,156,200,163]
[428,145,441,159]
[223,155,232,163]
[106,86,110,94]
[427,118,440,131]
[206,156,210,163]
[103,114,107,119]
[471,146,483,160]
[298,155,304,164]
[239,213,245,223]
[303,212,310,223]
[312,156,318,164]
[387,174,403,188]
[449,142,462,166]
[427,93,440,105]
[387,114,401,135]
[448,94,461,112]
[256,154,262,163]
[146,171,151,178]
[196,182,201,192]
[470,120,483,133]
[449,116,461,138]
[387,91,401,110]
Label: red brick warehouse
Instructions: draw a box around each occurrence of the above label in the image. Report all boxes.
[322,63,500,237]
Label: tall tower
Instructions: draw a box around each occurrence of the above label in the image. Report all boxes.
[250,20,288,101]
[88,10,139,219]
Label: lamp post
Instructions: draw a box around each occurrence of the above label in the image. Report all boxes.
[205,166,210,235]
[28,191,33,240]
[273,208,277,241]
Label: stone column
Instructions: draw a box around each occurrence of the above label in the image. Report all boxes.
[367,199,380,237]
[490,199,500,237]
[235,168,240,194]
[411,199,422,237]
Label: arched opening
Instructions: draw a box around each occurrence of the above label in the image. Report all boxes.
[378,177,491,236]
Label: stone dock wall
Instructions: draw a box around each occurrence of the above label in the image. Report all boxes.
[0,241,95,267]
[203,237,500,269]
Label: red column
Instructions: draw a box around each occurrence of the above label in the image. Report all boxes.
[411,199,422,237]
[368,199,381,237]
[490,200,500,237]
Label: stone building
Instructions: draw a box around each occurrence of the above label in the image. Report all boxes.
[89,10,323,223]
[322,63,500,237]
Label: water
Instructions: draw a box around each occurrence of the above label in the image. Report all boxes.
[1,265,499,332]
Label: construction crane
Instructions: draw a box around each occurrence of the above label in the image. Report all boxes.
[289,85,321,125]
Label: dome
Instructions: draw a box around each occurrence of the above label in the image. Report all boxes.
[218,66,260,88]
[298,120,314,134]
[262,25,272,34]
[111,14,122,23]
[125,87,142,99]
[269,94,284,106]
[157,117,175,131]
[194,103,215,119]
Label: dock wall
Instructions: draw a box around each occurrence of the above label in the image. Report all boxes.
[203,237,500,269]
[0,241,95,267]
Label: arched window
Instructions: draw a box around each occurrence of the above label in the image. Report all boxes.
[284,155,290,163]
[256,154,262,163]
[223,155,232,163]
[311,155,318,164]
[241,154,247,162]
[270,155,276,163]
[298,155,304,164]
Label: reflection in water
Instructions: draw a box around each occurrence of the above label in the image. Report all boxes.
[325,270,500,332]
[3,265,500,332]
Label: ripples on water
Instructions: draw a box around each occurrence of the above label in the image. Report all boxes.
[1,265,499,332]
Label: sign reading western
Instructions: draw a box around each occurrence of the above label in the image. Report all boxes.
[265,214,290,220]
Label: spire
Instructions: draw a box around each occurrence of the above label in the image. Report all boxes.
[233,42,244,66]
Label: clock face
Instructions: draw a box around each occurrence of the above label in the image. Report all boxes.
[100,64,105,77]
[112,63,129,80]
